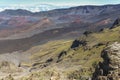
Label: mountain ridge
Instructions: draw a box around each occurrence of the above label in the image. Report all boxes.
[0,4,120,16]
[0,4,69,12]
[0,4,119,40]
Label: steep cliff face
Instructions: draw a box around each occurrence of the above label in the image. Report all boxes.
[92,42,120,80]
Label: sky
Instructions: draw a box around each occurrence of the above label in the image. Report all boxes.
[0,0,120,12]
[0,0,120,6]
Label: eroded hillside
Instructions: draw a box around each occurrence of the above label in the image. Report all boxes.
[0,21,120,80]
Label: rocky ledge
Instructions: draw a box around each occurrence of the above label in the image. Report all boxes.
[92,42,120,80]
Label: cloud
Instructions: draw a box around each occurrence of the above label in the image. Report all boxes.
[0,4,70,12]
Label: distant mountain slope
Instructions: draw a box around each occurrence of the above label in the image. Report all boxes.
[0,4,120,16]
[0,4,119,40]
[0,9,33,16]
[0,4,119,53]
[0,19,120,79]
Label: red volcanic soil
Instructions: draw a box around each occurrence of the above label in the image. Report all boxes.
[7,16,33,27]
[96,19,112,26]
[0,29,22,37]
[20,18,54,32]
[72,19,82,23]
[0,18,54,38]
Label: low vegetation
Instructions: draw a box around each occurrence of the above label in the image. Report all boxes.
[1,25,120,80]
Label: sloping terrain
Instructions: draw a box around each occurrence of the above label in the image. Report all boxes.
[0,22,88,53]
[0,20,120,80]
[0,4,120,80]
[0,4,120,54]
[0,4,120,41]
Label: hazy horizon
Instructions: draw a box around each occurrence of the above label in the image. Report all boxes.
[0,0,120,12]
[0,0,120,6]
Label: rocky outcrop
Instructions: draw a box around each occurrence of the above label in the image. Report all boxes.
[110,18,120,29]
[71,39,87,49]
[92,42,120,80]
